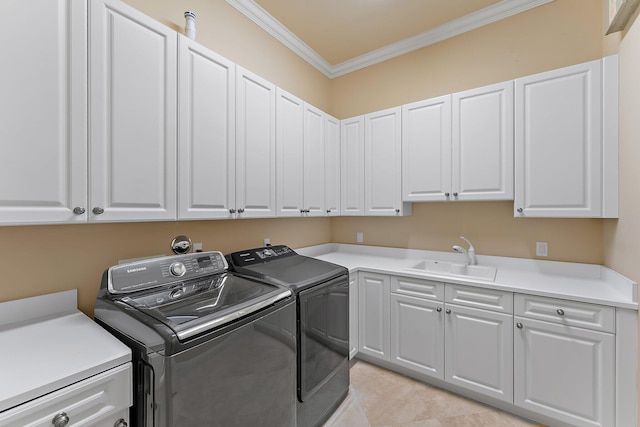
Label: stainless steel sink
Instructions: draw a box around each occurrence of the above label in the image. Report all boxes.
[407,260,497,281]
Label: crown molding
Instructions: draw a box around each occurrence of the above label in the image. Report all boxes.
[226,0,555,79]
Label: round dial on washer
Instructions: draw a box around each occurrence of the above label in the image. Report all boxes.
[170,262,187,277]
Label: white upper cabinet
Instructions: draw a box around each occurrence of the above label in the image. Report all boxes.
[178,36,236,220]
[402,82,513,203]
[236,66,277,218]
[276,88,305,217]
[402,95,452,202]
[365,107,411,216]
[325,115,341,215]
[341,116,365,216]
[89,0,177,222]
[515,56,618,218]
[0,0,88,225]
[303,103,326,216]
[452,81,514,201]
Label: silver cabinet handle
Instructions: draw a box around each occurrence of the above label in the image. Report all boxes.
[517,208,523,213]
[52,412,70,427]
[453,192,458,197]
[237,208,245,213]
[516,322,523,329]
[72,207,85,215]
[114,419,128,427]
[557,309,565,316]
[229,208,236,214]
[326,209,331,214]
[445,193,450,197]
[395,208,400,213]
[92,207,104,215]
[445,308,451,314]
[436,307,442,312]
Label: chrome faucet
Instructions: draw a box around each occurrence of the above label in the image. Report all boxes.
[452,236,476,265]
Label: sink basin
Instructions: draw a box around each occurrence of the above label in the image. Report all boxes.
[407,260,497,281]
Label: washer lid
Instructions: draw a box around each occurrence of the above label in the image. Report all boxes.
[119,273,291,341]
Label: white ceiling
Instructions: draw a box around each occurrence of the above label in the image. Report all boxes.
[226,0,556,78]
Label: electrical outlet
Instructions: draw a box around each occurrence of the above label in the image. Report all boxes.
[264,238,271,246]
[193,242,203,252]
[536,241,548,257]
[356,232,363,243]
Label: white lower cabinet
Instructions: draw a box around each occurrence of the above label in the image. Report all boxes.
[358,272,390,360]
[444,303,513,402]
[514,295,615,427]
[349,272,359,359]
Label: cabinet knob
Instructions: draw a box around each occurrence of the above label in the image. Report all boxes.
[445,308,451,314]
[237,208,245,214]
[453,192,458,197]
[445,193,450,197]
[52,412,70,427]
[395,208,400,213]
[326,209,331,214]
[516,322,523,329]
[300,209,304,213]
[72,206,85,215]
[436,307,442,313]
[517,208,523,213]
[556,308,565,316]
[92,207,104,215]
[114,419,128,427]
[229,208,236,214]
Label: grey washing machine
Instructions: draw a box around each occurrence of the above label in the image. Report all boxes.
[94,251,296,427]
[226,245,350,427]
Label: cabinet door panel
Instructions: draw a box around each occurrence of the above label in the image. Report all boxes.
[365,107,403,215]
[236,67,276,217]
[349,273,359,359]
[0,0,87,224]
[325,115,341,215]
[445,304,513,402]
[303,104,326,216]
[514,317,614,427]
[391,294,444,379]
[358,273,390,360]
[340,116,365,215]
[515,60,601,217]
[402,96,452,202]
[453,81,514,200]
[90,0,177,221]
[178,36,235,219]
[276,89,304,217]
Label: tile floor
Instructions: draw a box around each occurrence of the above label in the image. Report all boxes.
[323,361,547,427]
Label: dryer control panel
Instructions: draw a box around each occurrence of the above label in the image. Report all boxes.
[227,245,295,266]
[107,251,228,294]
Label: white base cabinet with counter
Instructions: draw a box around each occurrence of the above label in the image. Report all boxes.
[311,243,639,427]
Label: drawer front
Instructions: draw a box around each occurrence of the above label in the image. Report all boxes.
[514,294,615,333]
[0,363,132,427]
[445,284,513,313]
[391,276,444,300]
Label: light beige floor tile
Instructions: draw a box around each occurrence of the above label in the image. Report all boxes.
[323,387,370,427]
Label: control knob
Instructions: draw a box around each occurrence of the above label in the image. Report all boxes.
[170,262,187,277]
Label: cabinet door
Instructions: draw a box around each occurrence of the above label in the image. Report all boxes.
[178,36,236,220]
[349,273,359,359]
[402,95,452,202]
[452,81,514,201]
[303,103,326,216]
[90,0,177,222]
[276,88,304,217]
[0,0,87,225]
[365,107,406,215]
[325,114,341,215]
[358,272,390,361]
[236,66,276,218]
[514,317,614,427]
[340,116,365,216]
[390,294,444,379]
[445,304,513,403]
[514,60,602,217]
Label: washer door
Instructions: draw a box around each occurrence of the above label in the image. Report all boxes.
[298,275,349,402]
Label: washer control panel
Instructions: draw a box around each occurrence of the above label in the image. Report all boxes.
[108,251,228,294]
[227,245,295,267]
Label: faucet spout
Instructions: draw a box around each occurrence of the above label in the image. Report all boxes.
[453,236,476,265]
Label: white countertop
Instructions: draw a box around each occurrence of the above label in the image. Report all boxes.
[296,244,638,310]
[0,290,131,413]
